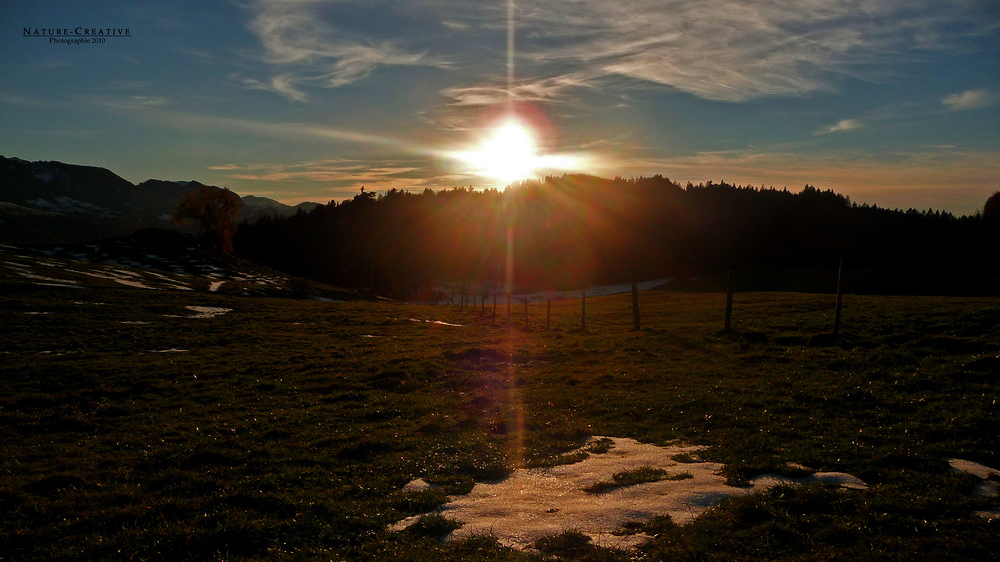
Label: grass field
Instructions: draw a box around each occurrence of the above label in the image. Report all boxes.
[2,267,999,560]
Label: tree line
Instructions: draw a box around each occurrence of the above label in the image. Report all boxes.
[232,175,999,297]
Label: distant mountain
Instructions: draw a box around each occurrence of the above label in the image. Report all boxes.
[241,195,321,223]
[0,156,321,244]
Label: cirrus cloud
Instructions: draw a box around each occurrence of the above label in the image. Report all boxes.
[241,0,452,101]
[513,0,995,102]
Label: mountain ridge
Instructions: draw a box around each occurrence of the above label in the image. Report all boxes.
[0,155,321,244]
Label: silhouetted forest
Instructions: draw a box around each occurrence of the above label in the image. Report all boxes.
[233,175,999,297]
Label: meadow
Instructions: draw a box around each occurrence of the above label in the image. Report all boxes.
[2,267,999,560]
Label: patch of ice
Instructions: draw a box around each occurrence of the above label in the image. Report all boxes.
[390,437,866,551]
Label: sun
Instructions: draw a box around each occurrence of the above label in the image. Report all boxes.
[461,123,539,183]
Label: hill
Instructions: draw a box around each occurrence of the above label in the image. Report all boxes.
[0,156,321,244]
[1,227,358,301]
[235,176,999,297]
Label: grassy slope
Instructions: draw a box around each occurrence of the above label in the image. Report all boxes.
[1,278,998,560]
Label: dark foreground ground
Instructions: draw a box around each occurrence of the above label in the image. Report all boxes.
[2,250,998,560]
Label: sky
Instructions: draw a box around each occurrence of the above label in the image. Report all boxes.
[1,0,998,215]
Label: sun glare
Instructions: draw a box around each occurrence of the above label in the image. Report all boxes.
[451,119,587,185]
[462,123,539,182]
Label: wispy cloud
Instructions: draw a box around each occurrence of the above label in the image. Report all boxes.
[218,158,443,199]
[89,95,169,109]
[440,73,593,107]
[816,118,864,135]
[942,89,997,110]
[506,0,996,103]
[240,74,308,103]
[242,0,452,101]
[238,0,993,106]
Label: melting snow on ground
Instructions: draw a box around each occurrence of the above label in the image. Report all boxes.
[394,317,463,327]
[14,271,79,286]
[163,306,233,319]
[390,436,866,551]
[950,458,1000,520]
[184,306,232,318]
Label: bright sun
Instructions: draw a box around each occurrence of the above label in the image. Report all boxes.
[462,123,539,183]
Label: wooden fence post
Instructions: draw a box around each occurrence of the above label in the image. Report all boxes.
[631,280,640,331]
[581,288,587,331]
[724,270,733,331]
[833,258,844,337]
[492,294,497,324]
[524,299,529,329]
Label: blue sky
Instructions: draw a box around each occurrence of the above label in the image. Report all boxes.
[2,0,998,214]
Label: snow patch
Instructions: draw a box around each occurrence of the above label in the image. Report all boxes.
[181,306,232,319]
[950,459,999,480]
[951,459,1000,516]
[16,271,78,285]
[402,478,442,492]
[394,317,463,327]
[390,437,866,551]
[114,278,156,289]
[26,196,118,217]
